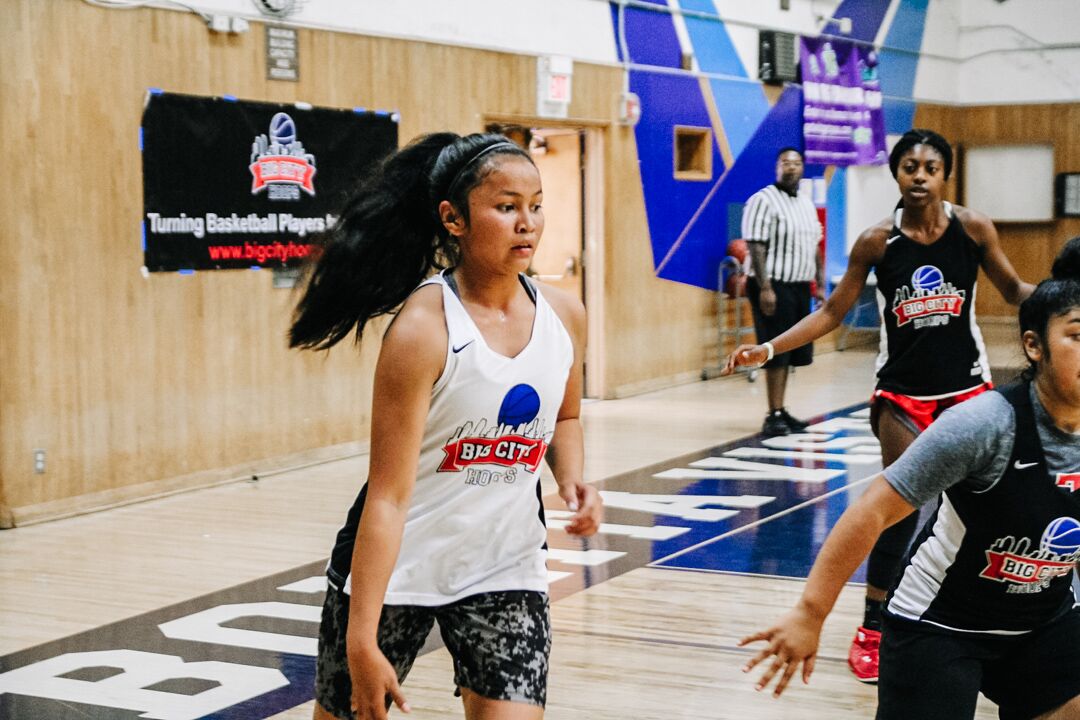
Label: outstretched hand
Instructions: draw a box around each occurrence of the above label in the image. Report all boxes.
[737,606,823,697]
[559,481,603,536]
[722,344,769,375]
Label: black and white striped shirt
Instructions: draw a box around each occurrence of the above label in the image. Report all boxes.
[741,184,821,283]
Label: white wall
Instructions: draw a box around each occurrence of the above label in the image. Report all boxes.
[138,0,618,63]
[707,0,841,81]
[118,0,1079,103]
[955,0,1080,103]
[705,0,1080,105]
[912,0,961,103]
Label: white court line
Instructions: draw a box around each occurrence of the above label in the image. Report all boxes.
[654,467,842,483]
[648,472,880,568]
[548,548,627,566]
[277,577,327,594]
[547,512,691,541]
[717,447,881,465]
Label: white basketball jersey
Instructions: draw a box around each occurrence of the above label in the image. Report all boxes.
[343,271,573,605]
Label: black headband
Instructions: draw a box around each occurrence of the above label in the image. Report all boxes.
[444,141,522,200]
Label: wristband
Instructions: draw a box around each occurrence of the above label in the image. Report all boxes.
[763,341,775,363]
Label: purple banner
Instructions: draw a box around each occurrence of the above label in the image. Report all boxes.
[800,37,886,166]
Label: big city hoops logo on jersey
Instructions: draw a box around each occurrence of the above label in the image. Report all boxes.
[438,384,551,473]
[980,518,1080,593]
[1056,473,1080,492]
[438,433,549,472]
[249,112,317,201]
[892,265,966,329]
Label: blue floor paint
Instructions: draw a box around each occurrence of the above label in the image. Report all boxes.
[646,406,881,579]
[653,486,869,582]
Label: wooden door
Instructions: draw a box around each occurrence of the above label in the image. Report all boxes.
[531,130,584,302]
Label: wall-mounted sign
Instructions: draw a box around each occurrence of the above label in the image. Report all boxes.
[266,25,299,81]
[537,55,573,119]
[141,91,398,272]
[799,37,886,167]
[618,91,641,127]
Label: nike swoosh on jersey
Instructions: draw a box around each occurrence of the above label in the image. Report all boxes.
[1013,460,1039,470]
[452,340,475,353]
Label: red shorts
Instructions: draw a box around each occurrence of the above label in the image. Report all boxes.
[872,383,993,433]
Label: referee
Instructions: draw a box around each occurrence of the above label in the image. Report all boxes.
[741,147,824,436]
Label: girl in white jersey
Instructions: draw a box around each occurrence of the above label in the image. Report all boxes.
[290,132,602,720]
[739,237,1080,719]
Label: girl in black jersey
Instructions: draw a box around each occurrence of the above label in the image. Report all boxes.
[724,129,1034,682]
[739,237,1080,719]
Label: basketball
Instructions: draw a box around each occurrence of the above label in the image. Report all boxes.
[911,264,944,292]
[269,112,297,145]
[498,384,541,428]
[724,239,749,296]
[1040,516,1080,557]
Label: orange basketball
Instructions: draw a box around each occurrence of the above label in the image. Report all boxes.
[723,239,749,296]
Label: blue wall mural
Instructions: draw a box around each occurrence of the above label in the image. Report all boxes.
[678,0,770,157]
[614,0,727,287]
[611,0,930,290]
[657,86,821,288]
[878,0,928,133]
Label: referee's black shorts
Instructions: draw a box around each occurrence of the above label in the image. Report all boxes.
[745,278,813,369]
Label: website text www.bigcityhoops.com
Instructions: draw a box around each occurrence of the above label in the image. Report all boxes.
[207,240,315,264]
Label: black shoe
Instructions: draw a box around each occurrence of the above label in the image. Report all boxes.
[779,408,809,432]
[762,411,790,437]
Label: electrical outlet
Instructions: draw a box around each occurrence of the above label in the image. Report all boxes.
[33,449,46,474]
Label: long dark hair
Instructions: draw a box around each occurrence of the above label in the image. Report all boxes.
[288,132,532,350]
[1019,236,1080,379]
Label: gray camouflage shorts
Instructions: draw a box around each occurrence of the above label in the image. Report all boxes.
[314,585,551,718]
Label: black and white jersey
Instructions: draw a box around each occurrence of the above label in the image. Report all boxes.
[887,383,1080,634]
[326,272,573,606]
[741,184,821,283]
[874,202,990,397]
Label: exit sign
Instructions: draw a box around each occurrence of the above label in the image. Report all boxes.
[537,56,573,119]
[547,73,570,103]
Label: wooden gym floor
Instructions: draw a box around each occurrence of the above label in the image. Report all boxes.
[2,331,1028,718]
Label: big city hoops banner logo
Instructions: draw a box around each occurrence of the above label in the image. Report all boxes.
[249,112,316,201]
[439,385,551,474]
[892,265,966,329]
[1056,473,1080,492]
[980,517,1080,592]
[141,91,397,271]
[438,434,548,473]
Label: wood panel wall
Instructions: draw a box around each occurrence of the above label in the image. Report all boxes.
[11,6,1071,520]
[0,0,715,520]
[915,104,1080,318]
[602,125,714,397]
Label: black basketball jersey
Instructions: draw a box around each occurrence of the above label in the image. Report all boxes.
[873,203,990,397]
[887,383,1080,633]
